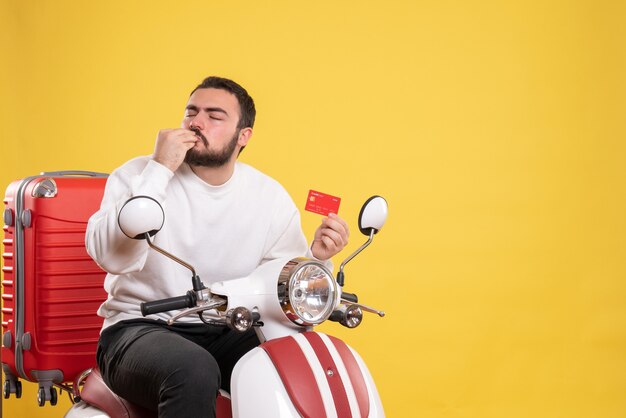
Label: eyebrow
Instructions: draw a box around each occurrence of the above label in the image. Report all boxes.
[185,105,229,116]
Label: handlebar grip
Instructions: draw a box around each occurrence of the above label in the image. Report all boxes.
[141,292,196,316]
[341,292,359,303]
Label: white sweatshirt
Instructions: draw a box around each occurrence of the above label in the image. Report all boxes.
[86,157,317,330]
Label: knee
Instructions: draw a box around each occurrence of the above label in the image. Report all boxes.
[162,352,220,396]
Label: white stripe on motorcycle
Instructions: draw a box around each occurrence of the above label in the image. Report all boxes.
[292,333,338,418]
[318,333,362,418]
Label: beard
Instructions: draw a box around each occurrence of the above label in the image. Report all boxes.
[184,130,239,168]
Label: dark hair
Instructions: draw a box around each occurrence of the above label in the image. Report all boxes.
[191,76,256,129]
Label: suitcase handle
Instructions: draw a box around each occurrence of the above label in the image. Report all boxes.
[40,170,108,178]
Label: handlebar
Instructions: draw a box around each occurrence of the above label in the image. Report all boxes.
[341,292,359,303]
[141,291,197,316]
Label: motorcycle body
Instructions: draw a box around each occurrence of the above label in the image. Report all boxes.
[65,196,388,418]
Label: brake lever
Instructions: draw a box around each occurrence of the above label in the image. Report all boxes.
[340,298,385,317]
[167,298,227,325]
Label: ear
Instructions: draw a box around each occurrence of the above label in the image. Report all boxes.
[237,127,253,147]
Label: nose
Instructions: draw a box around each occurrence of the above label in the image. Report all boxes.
[188,114,205,130]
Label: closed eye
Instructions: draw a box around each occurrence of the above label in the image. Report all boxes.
[185,104,199,118]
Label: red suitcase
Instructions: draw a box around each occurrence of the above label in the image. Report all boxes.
[2,171,108,406]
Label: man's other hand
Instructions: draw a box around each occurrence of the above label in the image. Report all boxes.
[311,213,349,260]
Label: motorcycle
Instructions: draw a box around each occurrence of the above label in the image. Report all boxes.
[64,195,389,418]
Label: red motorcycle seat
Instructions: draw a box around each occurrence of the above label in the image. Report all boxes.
[79,367,232,418]
[79,368,154,418]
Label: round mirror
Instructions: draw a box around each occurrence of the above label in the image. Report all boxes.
[117,196,165,239]
[358,196,388,235]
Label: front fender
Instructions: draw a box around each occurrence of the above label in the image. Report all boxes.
[231,332,385,418]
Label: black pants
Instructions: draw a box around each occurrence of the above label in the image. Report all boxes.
[96,319,260,418]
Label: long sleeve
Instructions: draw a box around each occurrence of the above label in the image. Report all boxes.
[85,158,174,274]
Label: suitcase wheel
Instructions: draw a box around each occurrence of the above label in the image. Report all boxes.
[51,387,58,405]
[37,386,57,407]
[3,378,21,399]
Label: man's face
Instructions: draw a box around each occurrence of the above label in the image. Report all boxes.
[182,88,242,167]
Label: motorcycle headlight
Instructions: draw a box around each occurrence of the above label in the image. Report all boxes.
[277,258,338,326]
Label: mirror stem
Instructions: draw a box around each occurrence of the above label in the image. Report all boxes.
[144,233,205,291]
[337,229,375,287]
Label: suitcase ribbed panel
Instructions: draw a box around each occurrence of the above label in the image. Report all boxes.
[32,218,105,354]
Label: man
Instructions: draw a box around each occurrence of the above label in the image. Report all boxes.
[86,76,349,417]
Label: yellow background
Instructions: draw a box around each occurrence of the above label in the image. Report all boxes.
[1,0,625,417]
